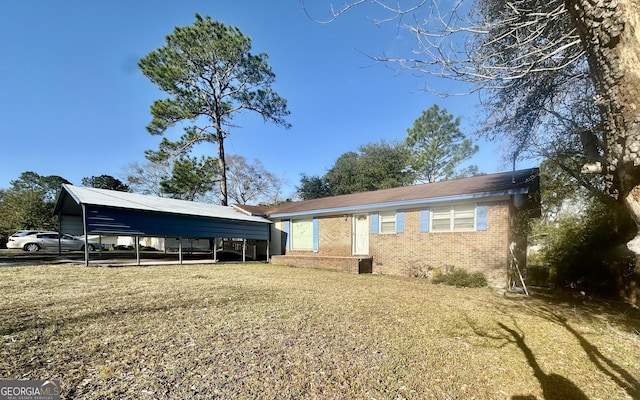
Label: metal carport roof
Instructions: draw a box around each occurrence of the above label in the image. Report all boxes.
[54,184,272,238]
[54,185,272,259]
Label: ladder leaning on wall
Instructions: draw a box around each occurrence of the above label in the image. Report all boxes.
[509,241,529,296]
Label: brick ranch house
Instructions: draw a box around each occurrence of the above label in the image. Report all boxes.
[235,168,540,288]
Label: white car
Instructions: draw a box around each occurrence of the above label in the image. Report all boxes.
[6,231,101,252]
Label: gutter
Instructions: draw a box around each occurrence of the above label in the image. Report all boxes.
[269,188,530,219]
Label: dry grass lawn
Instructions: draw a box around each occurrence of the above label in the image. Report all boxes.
[1,263,639,399]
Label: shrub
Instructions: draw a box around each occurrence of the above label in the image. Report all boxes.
[432,267,487,288]
[407,262,433,279]
[534,199,636,297]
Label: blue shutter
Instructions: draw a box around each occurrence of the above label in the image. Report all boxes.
[396,210,404,233]
[284,220,290,249]
[370,212,379,234]
[420,209,430,232]
[312,217,319,252]
[476,204,488,231]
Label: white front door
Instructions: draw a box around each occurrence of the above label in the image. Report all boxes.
[353,214,369,255]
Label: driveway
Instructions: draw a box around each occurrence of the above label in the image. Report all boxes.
[0,248,236,267]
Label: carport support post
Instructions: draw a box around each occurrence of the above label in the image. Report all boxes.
[135,236,140,266]
[57,218,62,256]
[242,239,246,262]
[81,204,89,267]
[58,219,63,257]
[178,237,183,265]
[84,235,90,263]
[266,239,270,262]
[213,238,217,262]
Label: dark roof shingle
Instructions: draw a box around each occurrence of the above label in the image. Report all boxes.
[235,168,539,217]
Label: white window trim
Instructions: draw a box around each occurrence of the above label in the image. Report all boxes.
[431,204,477,233]
[378,211,396,234]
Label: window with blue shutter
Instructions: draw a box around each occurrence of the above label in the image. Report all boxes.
[476,203,489,231]
[396,210,404,233]
[370,212,379,234]
[312,217,319,252]
[420,209,430,232]
[291,219,313,250]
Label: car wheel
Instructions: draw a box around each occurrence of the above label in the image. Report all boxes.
[24,243,40,252]
[88,244,96,251]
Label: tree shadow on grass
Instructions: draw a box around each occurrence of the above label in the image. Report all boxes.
[485,295,640,400]
[503,291,640,341]
[498,322,589,400]
[0,286,275,337]
[534,308,640,399]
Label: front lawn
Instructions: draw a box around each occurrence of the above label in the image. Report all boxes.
[1,263,638,399]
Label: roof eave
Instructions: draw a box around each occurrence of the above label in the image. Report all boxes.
[53,184,79,215]
[230,204,269,219]
[269,188,529,219]
[57,185,272,224]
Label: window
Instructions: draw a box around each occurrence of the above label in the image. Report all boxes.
[431,204,476,232]
[453,206,475,231]
[371,211,404,234]
[379,211,396,234]
[290,219,313,250]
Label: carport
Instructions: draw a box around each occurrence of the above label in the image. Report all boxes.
[53,184,272,266]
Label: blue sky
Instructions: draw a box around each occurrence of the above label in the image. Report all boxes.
[0,1,516,199]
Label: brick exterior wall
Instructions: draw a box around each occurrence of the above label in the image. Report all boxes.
[272,200,513,287]
[369,202,511,287]
[270,255,372,274]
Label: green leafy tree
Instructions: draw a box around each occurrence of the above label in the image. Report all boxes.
[82,175,130,192]
[324,151,359,195]
[532,198,635,299]
[297,141,414,199]
[0,190,55,234]
[160,156,218,201]
[405,105,479,183]
[297,174,331,200]
[537,158,607,222]
[9,172,69,202]
[0,172,70,235]
[357,141,415,188]
[139,14,291,206]
[525,159,638,302]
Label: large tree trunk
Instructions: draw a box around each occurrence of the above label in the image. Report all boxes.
[216,131,228,206]
[567,0,640,250]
